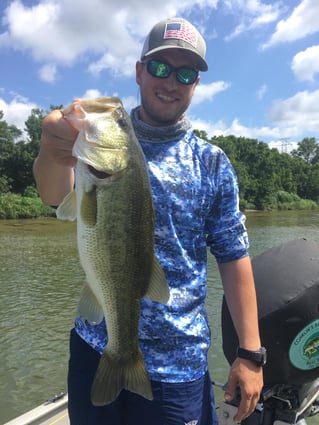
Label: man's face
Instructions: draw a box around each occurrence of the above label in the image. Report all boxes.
[136,49,200,127]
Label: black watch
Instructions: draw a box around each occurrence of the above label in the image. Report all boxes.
[236,346,267,367]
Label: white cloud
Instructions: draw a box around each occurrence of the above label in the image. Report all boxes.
[191,117,226,137]
[225,118,282,140]
[0,0,217,82]
[0,1,148,78]
[38,64,57,83]
[193,116,274,140]
[223,0,282,40]
[194,88,319,141]
[192,115,306,142]
[1,0,318,146]
[81,89,104,100]
[192,81,230,106]
[262,0,319,49]
[268,89,319,134]
[191,87,319,142]
[0,95,38,133]
[292,45,319,82]
[122,96,139,113]
[256,84,267,101]
[88,52,139,78]
[79,90,138,112]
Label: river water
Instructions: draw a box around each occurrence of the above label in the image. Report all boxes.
[1,210,319,423]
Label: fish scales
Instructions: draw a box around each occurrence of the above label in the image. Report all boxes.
[56,97,169,406]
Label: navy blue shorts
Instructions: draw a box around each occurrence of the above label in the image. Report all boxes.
[68,328,218,425]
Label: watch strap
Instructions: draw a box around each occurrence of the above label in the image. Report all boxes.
[236,346,267,367]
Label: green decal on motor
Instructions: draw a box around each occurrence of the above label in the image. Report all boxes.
[289,319,319,370]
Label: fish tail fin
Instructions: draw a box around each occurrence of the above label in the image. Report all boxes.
[91,348,153,406]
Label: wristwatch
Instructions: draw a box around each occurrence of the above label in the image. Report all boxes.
[236,346,267,367]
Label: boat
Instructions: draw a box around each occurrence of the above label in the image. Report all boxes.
[3,393,69,425]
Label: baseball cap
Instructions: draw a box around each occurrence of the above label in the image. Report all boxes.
[140,18,208,71]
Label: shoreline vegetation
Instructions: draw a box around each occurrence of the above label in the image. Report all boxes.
[0,193,55,219]
[0,192,317,220]
[0,108,318,219]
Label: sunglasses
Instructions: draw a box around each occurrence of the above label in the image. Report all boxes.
[143,59,199,85]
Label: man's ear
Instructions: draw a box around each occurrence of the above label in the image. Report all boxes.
[136,61,143,85]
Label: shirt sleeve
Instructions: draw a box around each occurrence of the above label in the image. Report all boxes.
[204,148,249,263]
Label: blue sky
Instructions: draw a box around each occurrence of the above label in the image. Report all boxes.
[1,0,319,152]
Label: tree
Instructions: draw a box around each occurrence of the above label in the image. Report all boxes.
[291,137,319,164]
[0,112,22,193]
[6,141,37,193]
[24,108,46,144]
[0,108,46,194]
[205,133,319,208]
[0,110,22,143]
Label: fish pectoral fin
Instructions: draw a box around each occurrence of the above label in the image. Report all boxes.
[91,348,153,406]
[56,190,77,221]
[144,256,170,304]
[77,284,104,324]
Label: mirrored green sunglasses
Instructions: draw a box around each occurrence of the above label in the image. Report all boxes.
[143,59,199,85]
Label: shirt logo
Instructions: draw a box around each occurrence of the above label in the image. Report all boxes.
[185,421,198,425]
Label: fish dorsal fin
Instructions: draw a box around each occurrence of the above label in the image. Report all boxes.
[144,256,170,304]
[56,190,77,221]
[77,284,104,325]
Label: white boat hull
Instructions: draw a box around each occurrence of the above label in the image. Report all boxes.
[4,393,69,425]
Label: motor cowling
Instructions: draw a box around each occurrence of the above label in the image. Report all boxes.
[222,238,319,386]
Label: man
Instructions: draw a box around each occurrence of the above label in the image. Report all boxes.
[33,17,264,425]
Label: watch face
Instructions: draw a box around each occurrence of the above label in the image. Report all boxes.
[259,347,267,366]
[260,347,267,366]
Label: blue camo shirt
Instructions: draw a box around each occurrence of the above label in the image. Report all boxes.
[75,110,249,383]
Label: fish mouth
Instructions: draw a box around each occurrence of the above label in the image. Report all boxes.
[88,165,112,179]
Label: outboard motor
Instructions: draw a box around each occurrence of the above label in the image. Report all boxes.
[219,239,319,425]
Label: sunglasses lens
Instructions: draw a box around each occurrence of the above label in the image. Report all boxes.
[176,68,198,85]
[148,60,171,78]
[146,60,198,85]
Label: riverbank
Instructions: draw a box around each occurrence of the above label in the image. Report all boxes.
[0,193,55,219]
[0,192,317,219]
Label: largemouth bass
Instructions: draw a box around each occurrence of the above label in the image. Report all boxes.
[56,97,170,406]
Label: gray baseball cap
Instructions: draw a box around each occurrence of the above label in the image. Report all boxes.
[140,18,208,71]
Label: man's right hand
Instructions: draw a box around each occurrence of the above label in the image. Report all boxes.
[33,109,79,206]
[40,109,79,167]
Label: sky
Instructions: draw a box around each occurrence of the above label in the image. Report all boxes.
[0,0,319,153]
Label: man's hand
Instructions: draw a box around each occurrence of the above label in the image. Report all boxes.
[40,109,79,167]
[33,109,79,205]
[224,358,263,422]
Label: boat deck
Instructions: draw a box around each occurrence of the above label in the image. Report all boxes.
[3,393,231,425]
[4,393,69,425]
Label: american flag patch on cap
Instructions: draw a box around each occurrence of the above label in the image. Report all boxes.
[163,22,198,48]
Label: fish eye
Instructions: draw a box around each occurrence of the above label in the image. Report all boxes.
[117,117,128,128]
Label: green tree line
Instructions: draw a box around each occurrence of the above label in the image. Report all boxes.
[0,107,60,218]
[0,108,318,218]
[195,131,319,210]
